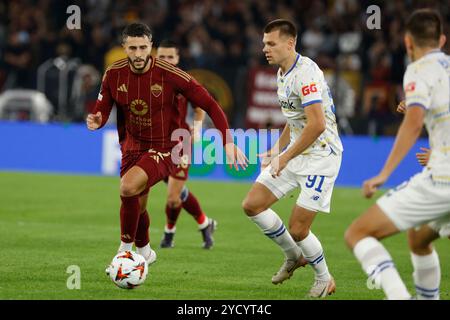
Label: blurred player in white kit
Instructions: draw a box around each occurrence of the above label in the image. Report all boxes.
[345,9,450,300]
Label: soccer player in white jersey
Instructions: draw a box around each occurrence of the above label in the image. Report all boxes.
[345,9,450,300]
[397,101,449,300]
[242,19,343,298]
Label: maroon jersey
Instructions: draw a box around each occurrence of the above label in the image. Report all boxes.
[176,94,190,131]
[93,57,230,153]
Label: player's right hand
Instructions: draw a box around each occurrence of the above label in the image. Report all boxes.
[396,100,406,114]
[362,174,387,199]
[86,111,102,130]
[416,147,431,166]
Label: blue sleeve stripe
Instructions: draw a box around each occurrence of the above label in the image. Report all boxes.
[302,99,322,107]
[406,102,428,110]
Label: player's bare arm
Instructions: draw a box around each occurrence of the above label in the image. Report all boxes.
[258,123,290,170]
[396,100,431,167]
[363,105,425,198]
[270,103,326,177]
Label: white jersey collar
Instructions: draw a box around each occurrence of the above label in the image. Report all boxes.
[279,53,300,78]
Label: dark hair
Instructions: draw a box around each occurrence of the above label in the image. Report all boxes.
[264,19,297,38]
[159,39,178,49]
[406,9,442,47]
[122,22,152,43]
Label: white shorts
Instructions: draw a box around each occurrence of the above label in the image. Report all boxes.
[256,152,342,213]
[377,168,450,231]
[428,215,450,238]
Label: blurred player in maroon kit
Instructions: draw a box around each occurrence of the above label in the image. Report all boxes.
[156,40,217,249]
[86,23,248,271]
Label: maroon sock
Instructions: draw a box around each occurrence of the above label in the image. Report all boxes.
[165,204,182,229]
[135,210,150,248]
[120,195,141,243]
[182,191,206,224]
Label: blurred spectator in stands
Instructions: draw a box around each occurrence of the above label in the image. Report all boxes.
[104,33,127,71]
[70,64,101,122]
[0,0,448,131]
[301,20,325,59]
[2,31,33,89]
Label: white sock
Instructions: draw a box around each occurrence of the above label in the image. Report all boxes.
[118,241,133,252]
[165,225,176,233]
[297,231,330,281]
[354,237,411,300]
[411,250,440,300]
[136,243,152,259]
[198,217,209,230]
[250,208,301,261]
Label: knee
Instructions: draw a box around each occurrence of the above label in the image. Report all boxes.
[167,194,181,209]
[408,232,433,255]
[242,197,264,216]
[120,180,141,197]
[289,222,310,242]
[344,222,365,250]
[343,227,354,249]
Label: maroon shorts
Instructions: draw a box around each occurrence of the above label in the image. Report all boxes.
[170,153,190,181]
[120,148,175,195]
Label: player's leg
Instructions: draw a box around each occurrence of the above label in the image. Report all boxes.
[118,165,149,251]
[106,165,150,275]
[242,177,304,283]
[168,158,216,248]
[289,206,334,297]
[135,190,157,265]
[180,183,217,249]
[120,149,173,255]
[160,176,184,248]
[344,204,410,299]
[346,170,450,300]
[408,224,441,300]
[289,171,342,296]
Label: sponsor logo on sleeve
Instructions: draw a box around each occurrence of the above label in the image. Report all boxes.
[301,83,317,96]
[405,81,416,93]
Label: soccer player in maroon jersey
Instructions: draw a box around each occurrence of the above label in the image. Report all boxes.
[86,23,248,270]
[156,40,217,249]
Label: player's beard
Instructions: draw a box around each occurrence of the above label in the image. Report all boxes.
[129,55,150,72]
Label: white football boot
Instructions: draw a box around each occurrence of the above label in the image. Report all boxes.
[271,254,308,284]
[308,276,336,298]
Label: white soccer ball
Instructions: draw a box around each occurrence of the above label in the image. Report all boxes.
[109,251,148,289]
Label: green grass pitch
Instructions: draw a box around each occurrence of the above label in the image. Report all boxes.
[0,171,448,300]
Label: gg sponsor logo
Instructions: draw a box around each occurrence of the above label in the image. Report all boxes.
[130,99,149,116]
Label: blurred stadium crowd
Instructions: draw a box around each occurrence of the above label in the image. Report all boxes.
[0,0,448,135]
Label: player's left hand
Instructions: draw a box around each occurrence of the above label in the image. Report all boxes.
[225,143,249,171]
[362,174,387,199]
[190,124,202,143]
[257,150,275,170]
[416,147,431,166]
[269,154,289,178]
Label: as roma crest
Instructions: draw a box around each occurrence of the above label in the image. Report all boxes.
[151,83,162,97]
